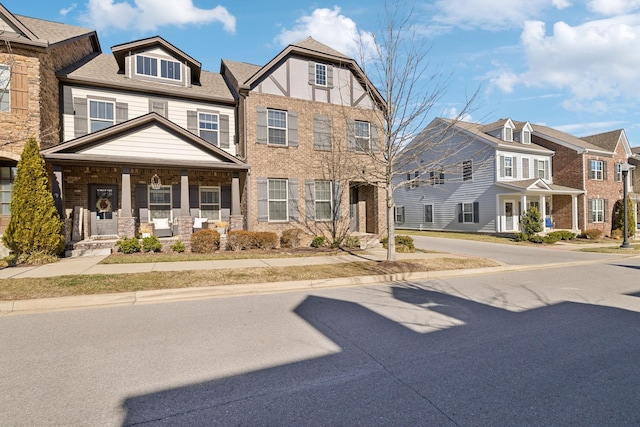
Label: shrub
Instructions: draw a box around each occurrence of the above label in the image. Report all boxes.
[381,235,415,252]
[513,232,528,242]
[528,234,544,243]
[281,228,304,248]
[547,230,575,241]
[521,207,543,236]
[254,232,279,249]
[542,234,561,244]
[116,237,141,254]
[141,235,162,252]
[170,240,186,253]
[613,198,636,238]
[583,228,603,240]
[190,229,220,253]
[3,136,65,264]
[311,235,327,248]
[343,235,361,249]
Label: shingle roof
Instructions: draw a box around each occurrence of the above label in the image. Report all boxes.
[291,37,349,59]
[531,123,610,154]
[57,53,234,103]
[221,59,261,86]
[581,129,623,152]
[15,15,95,46]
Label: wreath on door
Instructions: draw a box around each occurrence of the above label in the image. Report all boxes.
[97,197,112,213]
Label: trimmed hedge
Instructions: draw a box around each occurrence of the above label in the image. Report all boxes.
[281,228,304,248]
[227,230,279,251]
[190,229,220,253]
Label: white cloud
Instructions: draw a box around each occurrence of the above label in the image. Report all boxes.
[492,16,640,112]
[431,0,571,31]
[587,0,640,16]
[80,0,236,33]
[273,7,376,60]
[60,3,77,17]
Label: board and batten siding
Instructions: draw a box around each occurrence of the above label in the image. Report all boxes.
[61,85,237,156]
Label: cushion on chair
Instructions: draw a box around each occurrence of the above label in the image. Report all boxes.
[193,218,208,229]
[153,218,170,230]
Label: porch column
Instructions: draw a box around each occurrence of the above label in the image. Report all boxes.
[180,170,189,216]
[541,195,547,230]
[118,167,135,238]
[175,170,193,245]
[521,194,527,214]
[572,195,579,233]
[229,171,244,231]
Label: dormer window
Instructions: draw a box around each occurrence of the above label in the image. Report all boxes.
[135,55,181,81]
[522,130,531,144]
[504,127,513,141]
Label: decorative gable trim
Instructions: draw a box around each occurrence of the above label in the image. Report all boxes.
[0,4,39,42]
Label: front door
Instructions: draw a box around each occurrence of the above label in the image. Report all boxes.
[504,201,515,231]
[349,185,358,232]
[89,184,118,237]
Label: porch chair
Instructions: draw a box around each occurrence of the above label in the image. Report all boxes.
[193,217,208,232]
[152,218,173,237]
[545,217,554,229]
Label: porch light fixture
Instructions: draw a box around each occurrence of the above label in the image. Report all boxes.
[150,174,162,190]
[620,162,633,249]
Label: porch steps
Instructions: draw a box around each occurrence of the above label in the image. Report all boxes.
[66,239,117,258]
[351,233,382,249]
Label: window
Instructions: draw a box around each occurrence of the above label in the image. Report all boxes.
[199,113,219,145]
[355,120,370,152]
[0,65,9,112]
[590,198,605,223]
[504,156,513,177]
[136,55,181,81]
[148,186,171,221]
[199,187,220,221]
[430,170,444,185]
[462,203,474,223]
[537,160,546,179]
[395,206,404,223]
[463,160,472,181]
[314,180,333,221]
[268,109,287,146]
[315,63,327,86]
[89,100,115,132]
[523,130,531,144]
[615,163,622,182]
[0,166,16,214]
[424,204,433,223]
[590,160,604,180]
[504,127,513,141]
[268,179,288,221]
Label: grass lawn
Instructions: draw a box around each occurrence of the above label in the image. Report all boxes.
[0,257,499,301]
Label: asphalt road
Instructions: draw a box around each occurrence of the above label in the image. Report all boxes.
[1,249,639,426]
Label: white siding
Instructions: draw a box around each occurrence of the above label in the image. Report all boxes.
[496,150,552,183]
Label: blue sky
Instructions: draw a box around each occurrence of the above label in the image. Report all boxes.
[4,0,640,147]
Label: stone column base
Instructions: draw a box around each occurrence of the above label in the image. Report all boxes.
[229,214,244,231]
[118,217,136,238]
[175,216,194,248]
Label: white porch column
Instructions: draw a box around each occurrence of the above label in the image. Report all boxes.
[180,170,189,217]
[541,195,547,230]
[121,167,132,217]
[521,194,527,214]
[572,195,579,233]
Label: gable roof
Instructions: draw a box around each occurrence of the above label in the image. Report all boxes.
[111,36,202,84]
[0,4,99,51]
[531,124,612,155]
[41,112,248,170]
[496,178,583,194]
[581,129,626,153]
[57,52,234,104]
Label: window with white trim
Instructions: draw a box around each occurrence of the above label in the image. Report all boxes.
[462,202,474,223]
[395,206,405,223]
[504,156,513,177]
[0,166,16,214]
[136,55,181,81]
[463,160,472,181]
[355,120,370,152]
[615,163,622,182]
[314,180,333,221]
[424,204,433,223]
[590,160,604,180]
[523,130,531,144]
[590,198,605,223]
[537,160,546,179]
[0,65,9,112]
[430,170,444,185]
[504,127,513,141]
[89,99,115,132]
[315,63,327,86]
[268,109,287,146]
[199,186,220,221]
[268,178,288,221]
[199,112,218,145]
[148,185,172,221]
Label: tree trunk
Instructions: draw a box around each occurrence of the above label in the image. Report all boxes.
[386,183,396,261]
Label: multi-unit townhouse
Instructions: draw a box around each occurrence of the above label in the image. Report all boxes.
[393,118,584,233]
[531,126,634,236]
[0,4,99,234]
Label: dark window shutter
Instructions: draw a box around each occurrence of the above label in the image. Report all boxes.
[305,179,315,221]
[288,179,299,222]
[346,119,356,151]
[308,61,315,84]
[603,161,608,180]
[256,106,268,144]
[172,184,181,219]
[189,185,199,217]
[327,65,334,88]
[288,110,298,147]
[220,114,230,149]
[136,184,148,223]
[604,199,609,222]
[221,185,231,222]
[458,203,463,223]
[334,181,343,220]
[257,178,268,222]
[187,110,197,134]
[371,124,380,153]
[74,97,87,138]
[588,198,593,222]
[473,202,479,223]
[116,102,128,123]
[314,114,331,150]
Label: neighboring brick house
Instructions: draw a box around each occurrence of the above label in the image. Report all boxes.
[532,126,633,236]
[0,4,99,233]
[221,37,387,238]
[393,118,583,233]
[40,36,248,245]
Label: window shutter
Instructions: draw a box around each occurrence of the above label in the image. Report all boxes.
[588,198,593,223]
[172,184,181,220]
[588,164,595,180]
[327,65,334,88]
[334,181,343,220]
[288,110,298,147]
[308,61,315,85]
[115,102,128,123]
[257,178,268,222]
[187,110,197,134]
[288,179,299,222]
[73,97,88,138]
[189,185,199,217]
[10,64,28,115]
[513,157,518,178]
[136,184,148,223]
[371,124,380,153]
[256,106,268,144]
[523,158,529,179]
[604,199,609,222]
[473,202,479,223]
[545,160,550,180]
[149,100,167,117]
[314,114,331,150]
[305,179,315,221]
[603,161,608,180]
[346,119,356,151]
[499,156,505,177]
[221,186,231,222]
[220,114,230,149]
[457,203,463,223]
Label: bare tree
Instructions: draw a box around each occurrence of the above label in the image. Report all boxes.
[352,1,479,261]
